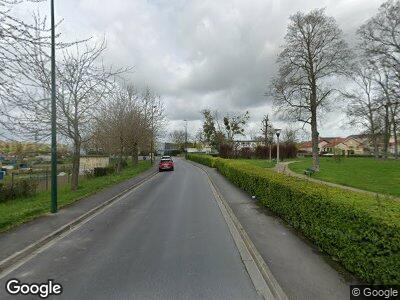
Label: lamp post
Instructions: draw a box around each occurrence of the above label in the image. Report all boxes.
[184,119,188,159]
[275,128,282,162]
[50,0,57,213]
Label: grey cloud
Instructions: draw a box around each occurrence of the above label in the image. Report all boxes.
[15,0,386,137]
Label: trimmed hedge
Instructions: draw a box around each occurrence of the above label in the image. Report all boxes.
[93,166,115,177]
[188,154,400,284]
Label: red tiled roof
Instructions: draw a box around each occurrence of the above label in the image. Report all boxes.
[325,138,346,147]
[298,141,313,148]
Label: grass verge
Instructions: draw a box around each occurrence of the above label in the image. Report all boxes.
[0,161,152,233]
[289,157,400,197]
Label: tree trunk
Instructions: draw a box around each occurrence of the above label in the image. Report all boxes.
[71,141,81,191]
[310,91,320,171]
[132,142,138,166]
[393,122,398,159]
[392,109,398,159]
[383,104,390,160]
[372,135,379,159]
[269,144,272,161]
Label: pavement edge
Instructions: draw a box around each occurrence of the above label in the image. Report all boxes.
[188,159,288,300]
[0,170,159,275]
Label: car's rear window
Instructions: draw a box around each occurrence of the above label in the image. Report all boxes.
[161,159,172,162]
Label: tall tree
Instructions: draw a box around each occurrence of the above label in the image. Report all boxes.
[358,0,400,159]
[223,111,249,142]
[260,115,274,161]
[0,1,48,127]
[271,8,352,171]
[8,40,128,190]
[343,60,383,158]
[169,130,187,151]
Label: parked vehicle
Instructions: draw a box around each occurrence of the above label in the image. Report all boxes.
[159,158,174,172]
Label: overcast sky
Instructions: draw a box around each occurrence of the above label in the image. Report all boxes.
[13,0,385,140]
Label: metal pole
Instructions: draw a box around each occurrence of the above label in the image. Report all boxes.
[277,134,280,162]
[50,0,58,213]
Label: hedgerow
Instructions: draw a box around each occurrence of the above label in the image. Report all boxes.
[188,154,400,284]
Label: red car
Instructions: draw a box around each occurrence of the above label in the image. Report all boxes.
[159,158,174,172]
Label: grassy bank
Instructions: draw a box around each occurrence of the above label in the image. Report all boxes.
[0,161,152,233]
[188,154,400,284]
[289,157,400,197]
[236,159,276,169]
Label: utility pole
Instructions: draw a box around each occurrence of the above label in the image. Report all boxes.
[50,0,57,213]
[184,119,188,159]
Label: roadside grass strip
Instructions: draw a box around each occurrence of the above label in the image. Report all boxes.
[0,161,152,233]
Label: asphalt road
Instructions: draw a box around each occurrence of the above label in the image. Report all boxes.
[0,158,262,300]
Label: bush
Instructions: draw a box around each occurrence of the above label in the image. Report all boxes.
[189,156,400,284]
[164,150,181,156]
[238,147,254,159]
[187,154,217,168]
[0,179,38,202]
[219,144,234,158]
[93,166,115,177]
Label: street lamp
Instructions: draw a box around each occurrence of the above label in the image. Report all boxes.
[50,0,57,213]
[184,120,188,159]
[275,128,282,162]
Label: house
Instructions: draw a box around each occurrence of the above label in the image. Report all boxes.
[298,136,367,156]
[321,138,346,153]
[79,156,110,174]
[186,146,212,154]
[298,138,337,153]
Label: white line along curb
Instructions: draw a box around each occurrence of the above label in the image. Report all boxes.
[189,160,288,300]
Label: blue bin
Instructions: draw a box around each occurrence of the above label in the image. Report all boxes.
[0,171,4,180]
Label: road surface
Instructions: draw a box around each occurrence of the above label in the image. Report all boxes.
[0,158,262,299]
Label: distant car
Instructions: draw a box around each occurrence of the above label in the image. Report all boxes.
[159,158,174,172]
[161,155,172,160]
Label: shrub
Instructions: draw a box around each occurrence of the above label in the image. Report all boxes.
[93,166,115,177]
[190,156,400,284]
[0,179,38,202]
[187,154,218,168]
[219,144,234,158]
[165,150,181,156]
[238,147,254,159]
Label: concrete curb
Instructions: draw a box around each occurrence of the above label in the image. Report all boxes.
[0,170,159,275]
[188,160,288,300]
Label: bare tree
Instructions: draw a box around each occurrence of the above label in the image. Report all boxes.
[8,40,128,190]
[0,1,49,128]
[358,0,400,158]
[271,8,352,171]
[343,60,383,158]
[260,115,274,161]
[169,130,187,151]
[223,111,250,142]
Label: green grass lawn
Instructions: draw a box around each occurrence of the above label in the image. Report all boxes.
[289,157,400,197]
[235,159,276,169]
[0,161,151,233]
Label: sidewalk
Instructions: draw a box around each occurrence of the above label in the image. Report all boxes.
[191,161,359,300]
[0,165,157,263]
